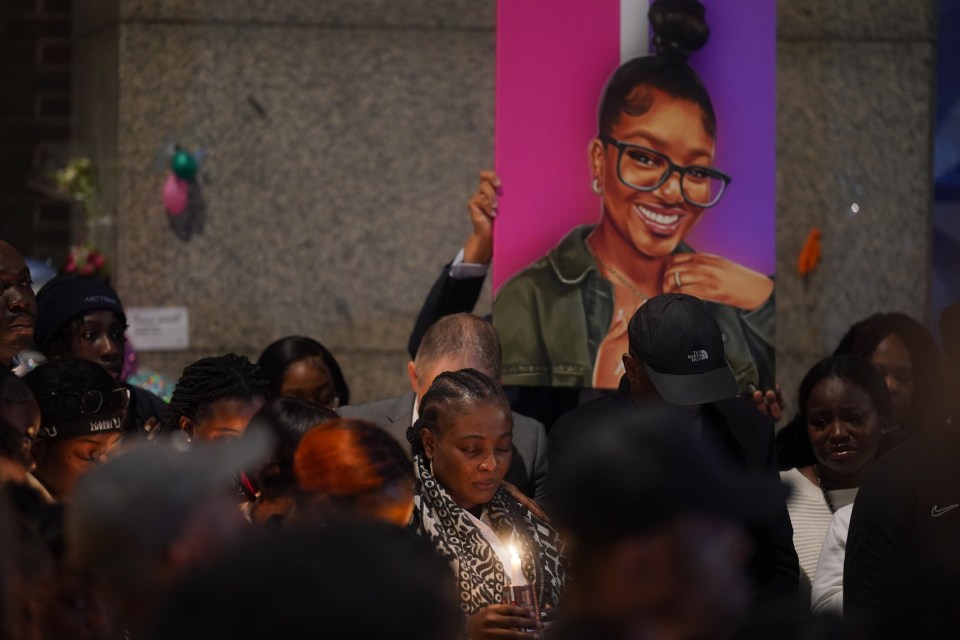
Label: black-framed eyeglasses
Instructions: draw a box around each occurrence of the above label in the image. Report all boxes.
[39,387,131,417]
[599,134,732,208]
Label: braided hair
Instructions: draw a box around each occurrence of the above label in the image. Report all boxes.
[161,353,269,435]
[406,368,510,457]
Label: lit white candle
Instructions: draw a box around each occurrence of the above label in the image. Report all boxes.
[509,545,526,586]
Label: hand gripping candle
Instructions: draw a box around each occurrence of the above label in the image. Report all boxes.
[502,544,541,630]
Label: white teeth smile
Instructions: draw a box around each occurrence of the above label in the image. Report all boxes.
[636,204,680,225]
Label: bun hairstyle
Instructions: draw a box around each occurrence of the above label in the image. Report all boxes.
[650,0,709,63]
[598,0,715,139]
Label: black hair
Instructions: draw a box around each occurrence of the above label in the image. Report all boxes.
[0,369,32,405]
[247,398,338,497]
[0,417,23,461]
[44,313,128,362]
[149,522,460,640]
[776,355,891,469]
[598,0,715,139]
[406,368,510,457]
[160,354,269,434]
[834,312,945,427]
[257,336,350,406]
[23,358,117,411]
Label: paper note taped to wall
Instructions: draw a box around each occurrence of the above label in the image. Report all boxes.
[126,307,190,350]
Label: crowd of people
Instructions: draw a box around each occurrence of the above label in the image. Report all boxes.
[3,1,958,637]
[4,220,958,640]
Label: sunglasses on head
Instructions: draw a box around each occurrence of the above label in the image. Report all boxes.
[40,387,131,417]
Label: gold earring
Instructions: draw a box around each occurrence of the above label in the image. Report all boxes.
[592,177,602,195]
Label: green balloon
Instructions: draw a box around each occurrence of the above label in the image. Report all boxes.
[171,150,198,180]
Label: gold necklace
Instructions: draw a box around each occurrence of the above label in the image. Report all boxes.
[592,254,650,304]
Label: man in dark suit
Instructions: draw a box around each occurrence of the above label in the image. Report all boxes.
[549,294,798,602]
[340,313,549,501]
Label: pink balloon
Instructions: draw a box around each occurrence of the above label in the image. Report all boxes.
[162,172,189,215]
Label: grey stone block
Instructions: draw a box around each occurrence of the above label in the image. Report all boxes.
[111,0,495,30]
[779,0,935,41]
[775,38,935,406]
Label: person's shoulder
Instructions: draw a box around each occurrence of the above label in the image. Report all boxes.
[860,423,957,492]
[551,393,621,435]
[511,411,545,431]
[711,396,774,429]
[338,393,412,425]
[494,225,597,301]
[494,254,556,302]
[127,384,168,419]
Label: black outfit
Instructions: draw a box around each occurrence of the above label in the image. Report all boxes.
[124,385,167,439]
[549,378,799,602]
[844,422,960,636]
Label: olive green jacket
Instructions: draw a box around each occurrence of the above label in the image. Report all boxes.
[492,225,775,391]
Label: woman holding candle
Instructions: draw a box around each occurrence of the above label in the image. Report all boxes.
[408,369,564,639]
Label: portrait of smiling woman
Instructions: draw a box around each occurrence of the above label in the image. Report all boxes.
[493,0,774,392]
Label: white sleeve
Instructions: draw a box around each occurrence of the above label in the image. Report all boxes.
[810,504,854,615]
[448,247,489,279]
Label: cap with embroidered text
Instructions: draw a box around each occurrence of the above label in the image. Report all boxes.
[627,293,737,405]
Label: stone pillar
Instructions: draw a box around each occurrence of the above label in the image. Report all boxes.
[776,0,936,408]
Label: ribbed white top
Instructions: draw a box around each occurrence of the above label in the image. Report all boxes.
[780,467,857,602]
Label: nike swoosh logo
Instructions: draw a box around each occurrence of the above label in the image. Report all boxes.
[931,504,960,517]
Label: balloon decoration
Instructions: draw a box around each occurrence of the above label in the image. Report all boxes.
[161,146,202,216]
[162,173,189,215]
[161,145,207,241]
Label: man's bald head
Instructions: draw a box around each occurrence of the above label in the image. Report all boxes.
[0,241,37,366]
[408,314,501,401]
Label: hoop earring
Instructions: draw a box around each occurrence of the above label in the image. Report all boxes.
[592,177,602,196]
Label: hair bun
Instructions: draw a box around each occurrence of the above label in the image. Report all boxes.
[649,0,710,64]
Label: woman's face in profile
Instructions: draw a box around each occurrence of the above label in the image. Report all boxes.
[868,332,913,425]
[593,87,715,259]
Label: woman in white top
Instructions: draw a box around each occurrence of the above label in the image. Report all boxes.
[810,503,853,614]
[778,356,890,603]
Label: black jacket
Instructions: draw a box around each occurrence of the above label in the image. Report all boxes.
[549,378,799,602]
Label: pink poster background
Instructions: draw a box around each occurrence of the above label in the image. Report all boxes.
[493,0,776,291]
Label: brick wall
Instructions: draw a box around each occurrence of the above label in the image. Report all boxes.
[0,0,72,261]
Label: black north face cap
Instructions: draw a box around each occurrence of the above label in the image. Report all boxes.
[627,294,737,405]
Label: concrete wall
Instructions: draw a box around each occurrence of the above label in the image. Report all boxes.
[73,1,937,407]
[776,0,936,408]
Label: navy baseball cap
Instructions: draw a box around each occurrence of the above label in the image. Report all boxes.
[627,294,737,405]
